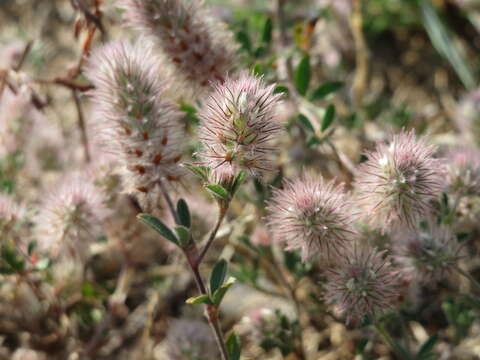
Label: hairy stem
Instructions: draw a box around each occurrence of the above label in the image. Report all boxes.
[197,208,227,266]
[159,188,230,359]
[185,245,229,360]
[374,322,413,360]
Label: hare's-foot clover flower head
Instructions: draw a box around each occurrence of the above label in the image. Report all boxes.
[36,173,110,259]
[166,319,219,360]
[324,245,399,325]
[395,222,463,284]
[119,0,237,93]
[267,174,355,263]
[445,147,480,196]
[198,73,282,179]
[86,40,185,198]
[354,129,444,233]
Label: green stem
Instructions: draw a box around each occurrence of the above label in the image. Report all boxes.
[197,207,227,266]
[374,322,413,360]
[454,264,480,293]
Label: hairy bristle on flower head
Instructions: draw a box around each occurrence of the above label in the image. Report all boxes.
[394,221,463,284]
[36,173,110,259]
[354,129,444,233]
[324,245,399,325]
[85,40,185,197]
[198,73,282,179]
[166,319,219,360]
[267,174,355,263]
[118,0,237,92]
[445,147,480,196]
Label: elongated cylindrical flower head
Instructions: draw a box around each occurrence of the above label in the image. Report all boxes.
[166,319,219,360]
[324,245,399,325]
[267,174,355,262]
[119,0,237,92]
[394,222,463,284]
[36,173,110,259]
[354,130,444,233]
[445,147,480,196]
[86,40,185,197]
[198,73,282,179]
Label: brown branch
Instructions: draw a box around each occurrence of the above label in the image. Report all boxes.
[13,41,33,71]
[72,89,91,162]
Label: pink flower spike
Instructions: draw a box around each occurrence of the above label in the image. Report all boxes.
[267,174,355,263]
[324,245,400,325]
[119,0,237,93]
[35,173,110,259]
[198,73,283,179]
[85,40,185,198]
[354,129,444,233]
[394,221,463,285]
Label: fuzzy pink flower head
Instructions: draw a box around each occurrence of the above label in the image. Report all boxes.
[85,40,185,197]
[267,175,355,263]
[119,0,237,93]
[36,173,110,259]
[324,245,400,325]
[394,222,463,284]
[445,147,480,196]
[198,73,283,179]
[354,130,444,233]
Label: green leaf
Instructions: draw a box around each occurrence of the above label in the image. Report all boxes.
[35,258,50,270]
[274,85,289,95]
[253,62,264,76]
[298,114,315,132]
[82,283,96,298]
[306,135,321,148]
[1,247,24,271]
[210,259,228,295]
[183,163,210,182]
[179,102,200,125]
[226,332,241,360]
[254,45,268,58]
[236,30,252,53]
[261,18,273,44]
[186,294,213,305]
[206,184,230,201]
[294,54,310,96]
[420,0,475,89]
[176,199,191,228]
[27,241,37,256]
[231,170,247,196]
[415,334,438,360]
[321,104,336,131]
[137,213,178,245]
[212,277,236,306]
[310,81,344,101]
[174,225,191,247]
